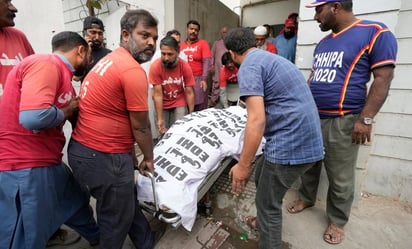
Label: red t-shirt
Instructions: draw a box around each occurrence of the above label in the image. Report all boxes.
[72,47,149,153]
[180,39,211,76]
[267,42,278,54]
[0,54,75,170]
[219,66,239,88]
[0,27,34,101]
[149,58,195,109]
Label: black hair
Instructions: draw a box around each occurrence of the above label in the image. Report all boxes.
[221,51,233,66]
[120,9,158,35]
[166,29,181,37]
[224,28,256,55]
[51,31,88,53]
[328,0,352,11]
[186,20,200,30]
[160,36,180,52]
[340,0,353,11]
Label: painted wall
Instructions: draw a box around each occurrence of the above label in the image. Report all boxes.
[241,0,300,27]
[13,0,65,53]
[169,0,239,47]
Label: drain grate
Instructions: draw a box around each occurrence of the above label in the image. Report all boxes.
[212,157,259,200]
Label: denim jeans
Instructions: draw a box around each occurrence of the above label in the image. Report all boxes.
[68,140,152,249]
[0,164,99,249]
[255,159,318,249]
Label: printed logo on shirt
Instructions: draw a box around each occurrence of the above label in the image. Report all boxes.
[0,52,24,67]
[92,58,113,77]
[181,46,198,54]
[181,46,198,62]
[162,76,184,86]
[312,51,344,83]
[58,92,74,104]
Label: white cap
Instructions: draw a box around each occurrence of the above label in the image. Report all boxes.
[254,25,267,35]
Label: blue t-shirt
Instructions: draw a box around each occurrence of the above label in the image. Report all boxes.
[239,49,323,165]
[310,19,397,118]
[274,34,297,63]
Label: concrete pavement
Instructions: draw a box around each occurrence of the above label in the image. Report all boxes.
[50,165,412,249]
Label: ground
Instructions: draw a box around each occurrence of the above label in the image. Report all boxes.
[51,163,412,249]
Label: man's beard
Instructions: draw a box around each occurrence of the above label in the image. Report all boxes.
[90,40,102,50]
[73,59,88,77]
[162,59,178,69]
[128,37,155,64]
[284,31,295,39]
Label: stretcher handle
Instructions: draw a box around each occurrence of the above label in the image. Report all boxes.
[143,170,160,213]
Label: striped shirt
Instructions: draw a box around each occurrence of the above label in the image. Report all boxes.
[309,19,397,118]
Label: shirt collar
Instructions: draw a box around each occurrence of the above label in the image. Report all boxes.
[54,53,75,73]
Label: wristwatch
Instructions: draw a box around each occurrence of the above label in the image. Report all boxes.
[361,117,374,125]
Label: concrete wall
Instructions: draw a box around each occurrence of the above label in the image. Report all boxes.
[170,0,240,47]
[362,0,412,202]
[240,0,300,27]
[13,0,65,53]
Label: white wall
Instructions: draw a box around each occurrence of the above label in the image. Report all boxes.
[241,0,300,27]
[13,0,65,53]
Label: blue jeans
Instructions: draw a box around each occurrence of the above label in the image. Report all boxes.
[68,139,153,249]
[255,159,318,249]
[0,164,99,249]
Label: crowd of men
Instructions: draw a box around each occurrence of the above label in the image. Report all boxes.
[0,0,397,249]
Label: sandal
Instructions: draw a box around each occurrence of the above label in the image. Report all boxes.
[286,199,314,214]
[244,215,258,231]
[323,223,344,244]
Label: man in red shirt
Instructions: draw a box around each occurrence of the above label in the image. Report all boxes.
[0,31,99,249]
[219,51,239,108]
[0,0,34,101]
[0,1,88,246]
[69,9,158,249]
[180,20,211,111]
[149,36,195,134]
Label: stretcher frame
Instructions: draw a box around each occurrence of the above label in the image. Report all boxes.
[139,156,237,229]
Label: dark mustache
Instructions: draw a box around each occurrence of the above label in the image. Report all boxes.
[143,47,154,53]
[7,13,16,19]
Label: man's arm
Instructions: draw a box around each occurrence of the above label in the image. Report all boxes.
[129,111,154,174]
[230,96,266,195]
[201,57,211,91]
[185,86,195,113]
[210,42,217,75]
[352,66,394,144]
[19,97,78,131]
[152,84,166,134]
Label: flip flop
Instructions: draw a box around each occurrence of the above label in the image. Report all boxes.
[286,199,314,214]
[323,223,345,244]
[244,215,258,232]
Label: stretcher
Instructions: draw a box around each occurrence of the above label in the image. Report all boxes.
[136,106,264,231]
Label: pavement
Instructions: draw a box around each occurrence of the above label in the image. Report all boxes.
[50,162,412,249]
